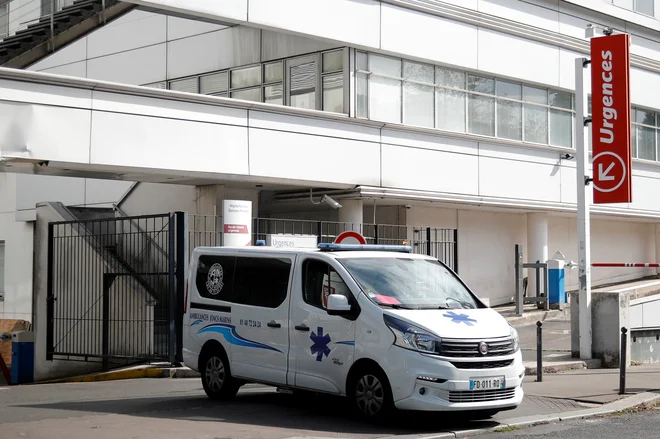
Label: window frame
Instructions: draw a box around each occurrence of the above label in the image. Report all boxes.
[301,257,360,320]
[232,255,292,309]
[285,53,322,110]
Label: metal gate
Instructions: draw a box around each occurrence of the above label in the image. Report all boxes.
[46,212,186,367]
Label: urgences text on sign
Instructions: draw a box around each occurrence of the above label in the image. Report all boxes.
[590,33,632,204]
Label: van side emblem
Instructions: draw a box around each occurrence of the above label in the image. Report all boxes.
[310,327,331,362]
[442,311,477,326]
[478,342,488,355]
[206,263,225,296]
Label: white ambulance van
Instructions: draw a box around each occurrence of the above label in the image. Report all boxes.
[182,243,524,420]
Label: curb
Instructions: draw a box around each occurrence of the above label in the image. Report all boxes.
[524,358,602,375]
[379,391,660,439]
[34,366,200,384]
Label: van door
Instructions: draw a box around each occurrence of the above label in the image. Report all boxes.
[192,253,292,385]
[289,257,357,394]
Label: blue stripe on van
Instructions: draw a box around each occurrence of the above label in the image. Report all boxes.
[191,320,203,326]
[197,323,282,353]
[335,341,355,346]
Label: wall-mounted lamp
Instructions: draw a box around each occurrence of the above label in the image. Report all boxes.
[561,153,575,161]
[585,23,614,39]
[310,188,342,209]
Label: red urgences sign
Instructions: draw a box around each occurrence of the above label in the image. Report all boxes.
[590,33,632,204]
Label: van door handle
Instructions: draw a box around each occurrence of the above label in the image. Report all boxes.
[267,321,281,328]
[294,324,309,332]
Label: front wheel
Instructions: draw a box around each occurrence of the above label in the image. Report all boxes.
[350,368,393,420]
[200,350,239,400]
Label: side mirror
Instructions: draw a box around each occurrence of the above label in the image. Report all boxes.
[326,294,352,315]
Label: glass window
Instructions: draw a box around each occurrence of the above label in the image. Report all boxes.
[635,0,654,15]
[496,80,522,141]
[467,75,495,136]
[357,51,368,71]
[356,72,368,118]
[524,104,548,144]
[339,257,480,310]
[322,73,344,113]
[322,50,344,73]
[200,71,228,95]
[637,125,656,160]
[635,108,655,126]
[264,84,283,105]
[264,62,283,84]
[549,90,572,110]
[289,59,317,110]
[169,77,198,94]
[303,259,352,310]
[403,61,434,128]
[233,257,291,308]
[436,67,466,132]
[231,65,261,89]
[550,109,572,147]
[231,87,261,102]
[143,81,167,90]
[369,54,402,123]
[195,255,236,301]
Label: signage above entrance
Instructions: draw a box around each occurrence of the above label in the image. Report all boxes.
[334,231,367,245]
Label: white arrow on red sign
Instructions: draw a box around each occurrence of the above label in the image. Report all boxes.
[598,162,615,182]
[592,151,627,194]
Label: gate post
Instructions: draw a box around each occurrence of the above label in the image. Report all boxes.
[426,227,431,256]
[175,212,187,364]
[46,223,55,361]
[453,229,459,274]
[515,244,524,316]
[168,213,176,365]
[102,274,114,371]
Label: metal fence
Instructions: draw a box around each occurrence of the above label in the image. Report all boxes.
[47,212,186,367]
[187,215,459,273]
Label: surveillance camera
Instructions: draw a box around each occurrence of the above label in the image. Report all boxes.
[321,194,342,209]
[404,204,412,209]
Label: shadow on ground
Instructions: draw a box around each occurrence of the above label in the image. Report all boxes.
[14,388,505,435]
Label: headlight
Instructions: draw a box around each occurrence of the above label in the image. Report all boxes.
[383,314,441,354]
[509,325,520,353]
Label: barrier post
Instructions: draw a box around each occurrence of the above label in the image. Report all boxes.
[536,321,543,382]
[619,327,627,395]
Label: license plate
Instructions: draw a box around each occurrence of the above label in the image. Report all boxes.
[469,376,505,390]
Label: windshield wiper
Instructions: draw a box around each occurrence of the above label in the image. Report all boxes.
[378,303,417,310]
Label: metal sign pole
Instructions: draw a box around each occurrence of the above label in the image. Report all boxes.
[575,56,593,360]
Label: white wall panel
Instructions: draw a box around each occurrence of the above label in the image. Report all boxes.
[478,0,560,33]
[0,78,91,107]
[167,16,227,41]
[558,7,625,40]
[380,4,478,70]
[628,175,660,212]
[248,0,380,48]
[127,0,248,22]
[249,111,380,143]
[406,206,458,228]
[16,175,86,210]
[87,10,166,59]
[167,27,260,79]
[477,29,559,86]
[87,44,166,85]
[90,111,249,175]
[558,48,589,91]
[479,141,561,166]
[0,102,91,164]
[29,39,87,71]
[382,145,479,194]
[40,61,87,78]
[92,91,247,125]
[261,30,339,62]
[479,156,560,202]
[248,127,380,185]
[85,179,135,206]
[630,67,660,111]
[381,129,478,156]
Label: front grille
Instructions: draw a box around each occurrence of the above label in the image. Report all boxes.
[450,359,514,369]
[438,337,515,358]
[446,388,516,403]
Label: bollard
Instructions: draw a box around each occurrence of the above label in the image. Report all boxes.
[619,327,627,395]
[536,321,543,382]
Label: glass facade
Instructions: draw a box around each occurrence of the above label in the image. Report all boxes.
[161,48,347,114]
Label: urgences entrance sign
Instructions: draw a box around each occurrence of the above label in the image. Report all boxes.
[590,33,632,204]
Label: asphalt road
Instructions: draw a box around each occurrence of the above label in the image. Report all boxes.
[0,377,588,439]
[479,406,660,438]
[517,320,572,362]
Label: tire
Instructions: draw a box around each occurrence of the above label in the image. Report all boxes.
[200,347,239,400]
[349,367,394,421]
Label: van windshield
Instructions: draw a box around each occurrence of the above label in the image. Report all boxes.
[338,257,481,310]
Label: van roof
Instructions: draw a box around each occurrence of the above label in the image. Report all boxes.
[191,245,435,260]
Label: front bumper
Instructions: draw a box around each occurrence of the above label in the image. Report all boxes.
[382,347,525,412]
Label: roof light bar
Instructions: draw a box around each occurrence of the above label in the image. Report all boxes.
[318,243,413,253]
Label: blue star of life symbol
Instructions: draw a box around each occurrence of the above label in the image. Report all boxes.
[443,311,477,326]
[310,327,331,361]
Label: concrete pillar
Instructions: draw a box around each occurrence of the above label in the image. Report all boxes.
[338,199,363,229]
[527,212,548,297]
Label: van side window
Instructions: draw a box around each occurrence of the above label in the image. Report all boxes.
[233,257,291,308]
[302,259,351,310]
[195,255,236,301]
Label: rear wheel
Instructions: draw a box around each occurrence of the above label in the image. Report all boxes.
[200,348,239,400]
[350,367,393,420]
